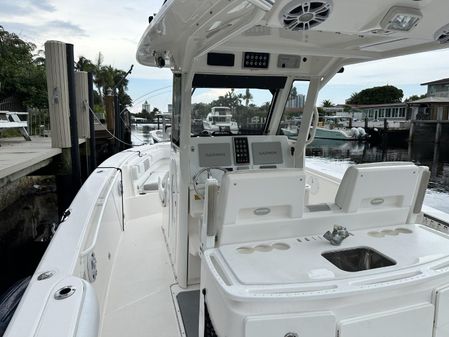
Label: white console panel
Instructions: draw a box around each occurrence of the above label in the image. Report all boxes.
[189,135,294,178]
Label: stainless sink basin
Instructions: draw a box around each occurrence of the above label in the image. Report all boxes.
[322,247,396,272]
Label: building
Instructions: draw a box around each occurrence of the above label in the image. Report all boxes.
[408,78,449,143]
[167,104,173,114]
[142,100,151,112]
[285,94,305,109]
[354,103,408,121]
[421,78,449,98]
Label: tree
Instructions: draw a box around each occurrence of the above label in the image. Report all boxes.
[75,56,95,73]
[242,88,253,107]
[346,85,403,105]
[76,55,132,110]
[404,94,427,102]
[0,26,48,109]
[290,86,298,100]
[322,99,334,107]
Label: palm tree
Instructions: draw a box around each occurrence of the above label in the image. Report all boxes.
[242,88,253,107]
[75,56,95,72]
[322,99,334,107]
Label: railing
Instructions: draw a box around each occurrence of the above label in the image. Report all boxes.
[28,109,50,136]
[0,111,31,140]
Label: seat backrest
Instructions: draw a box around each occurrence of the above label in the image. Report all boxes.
[335,162,424,213]
[215,169,305,243]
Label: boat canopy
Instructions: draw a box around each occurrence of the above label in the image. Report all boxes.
[137,0,449,76]
[136,0,449,167]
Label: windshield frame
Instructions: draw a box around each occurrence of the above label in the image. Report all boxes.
[190,74,286,137]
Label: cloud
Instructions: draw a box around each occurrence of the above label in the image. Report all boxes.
[0,0,55,15]
[1,20,87,41]
[0,3,28,15]
[331,49,449,86]
[30,0,56,12]
[45,20,86,36]
[192,88,229,104]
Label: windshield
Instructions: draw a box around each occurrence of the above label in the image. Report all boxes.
[191,88,274,136]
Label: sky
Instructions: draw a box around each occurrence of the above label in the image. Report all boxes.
[2,0,449,112]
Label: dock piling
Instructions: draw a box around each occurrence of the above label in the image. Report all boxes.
[75,71,90,179]
[88,72,97,172]
[66,43,82,192]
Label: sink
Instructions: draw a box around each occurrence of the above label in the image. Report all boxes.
[322,247,396,272]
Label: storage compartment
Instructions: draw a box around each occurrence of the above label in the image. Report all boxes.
[245,312,336,337]
[339,303,434,337]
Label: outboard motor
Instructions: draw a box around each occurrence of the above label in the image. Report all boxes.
[357,127,366,138]
[0,277,31,336]
[350,127,360,139]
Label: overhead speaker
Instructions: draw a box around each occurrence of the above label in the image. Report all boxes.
[435,24,449,44]
[280,0,333,31]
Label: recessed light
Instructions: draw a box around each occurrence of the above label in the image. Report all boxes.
[380,6,422,32]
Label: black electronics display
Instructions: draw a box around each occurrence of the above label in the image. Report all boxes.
[233,137,250,164]
[243,52,270,69]
[207,53,235,67]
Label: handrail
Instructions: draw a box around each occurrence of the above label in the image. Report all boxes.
[305,106,319,146]
[80,173,120,257]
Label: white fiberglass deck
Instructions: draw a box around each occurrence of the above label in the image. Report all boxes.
[99,213,180,337]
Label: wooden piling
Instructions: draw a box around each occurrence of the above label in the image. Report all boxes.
[114,93,121,152]
[66,43,82,191]
[87,72,97,171]
[75,71,90,179]
[44,41,81,215]
[435,107,443,144]
[44,41,71,148]
[104,90,115,132]
[75,71,90,139]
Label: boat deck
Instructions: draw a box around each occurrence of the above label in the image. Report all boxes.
[99,212,181,337]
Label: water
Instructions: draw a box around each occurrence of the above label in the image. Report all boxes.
[0,178,57,294]
[131,124,156,145]
[305,139,449,213]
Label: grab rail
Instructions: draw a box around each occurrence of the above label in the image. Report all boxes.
[305,107,319,146]
[80,173,121,258]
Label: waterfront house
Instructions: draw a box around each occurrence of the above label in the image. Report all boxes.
[422,78,449,98]
[407,78,449,143]
[353,103,408,121]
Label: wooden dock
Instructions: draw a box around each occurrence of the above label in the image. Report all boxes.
[0,136,85,189]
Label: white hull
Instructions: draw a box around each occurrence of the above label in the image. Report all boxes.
[202,121,239,134]
[315,127,358,141]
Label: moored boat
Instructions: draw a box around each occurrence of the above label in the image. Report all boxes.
[203,106,239,134]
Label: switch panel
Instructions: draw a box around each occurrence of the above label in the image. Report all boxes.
[233,137,250,164]
[243,52,270,69]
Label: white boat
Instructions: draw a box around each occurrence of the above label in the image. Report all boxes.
[315,116,367,141]
[149,129,170,143]
[281,125,299,137]
[5,1,449,337]
[203,106,239,134]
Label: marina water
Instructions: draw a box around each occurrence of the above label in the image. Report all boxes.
[306,139,449,214]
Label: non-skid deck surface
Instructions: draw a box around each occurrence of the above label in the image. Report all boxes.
[177,290,200,337]
[99,213,180,337]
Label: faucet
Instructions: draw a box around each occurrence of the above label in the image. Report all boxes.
[324,225,352,246]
